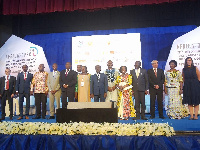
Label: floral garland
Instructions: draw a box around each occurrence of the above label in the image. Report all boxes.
[0,122,175,137]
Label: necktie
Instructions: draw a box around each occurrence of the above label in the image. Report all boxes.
[154,69,157,77]
[24,72,27,80]
[6,76,9,90]
[66,70,68,77]
[97,73,100,82]
[136,70,139,78]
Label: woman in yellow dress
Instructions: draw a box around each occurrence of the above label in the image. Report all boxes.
[78,66,91,102]
[164,60,188,119]
[116,66,136,120]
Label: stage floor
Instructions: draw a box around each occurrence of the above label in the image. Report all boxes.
[1,111,199,132]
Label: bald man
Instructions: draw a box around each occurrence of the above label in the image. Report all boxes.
[147,60,165,119]
[0,68,16,120]
[47,63,61,119]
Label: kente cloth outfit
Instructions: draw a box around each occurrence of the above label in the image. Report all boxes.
[165,70,188,119]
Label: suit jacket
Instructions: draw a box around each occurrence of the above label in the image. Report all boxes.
[60,69,77,92]
[90,73,108,95]
[131,68,149,92]
[47,71,61,92]
[16,72,33,94]
[147,68,165,90]
[0,76,16,95]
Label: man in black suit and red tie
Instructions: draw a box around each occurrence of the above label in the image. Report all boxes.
[16,65,33,120]
[147,60,165,119]
[60,62,77,108]
[0,68,16,120]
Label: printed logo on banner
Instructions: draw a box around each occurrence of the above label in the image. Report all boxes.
[165,26,200,72]
[30,47,38,56]
[0,35,50,77]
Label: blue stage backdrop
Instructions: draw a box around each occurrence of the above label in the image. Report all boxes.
[24,25,197,72]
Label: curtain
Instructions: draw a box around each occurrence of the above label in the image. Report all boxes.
[2,0,194,15]
[0,134,200,150]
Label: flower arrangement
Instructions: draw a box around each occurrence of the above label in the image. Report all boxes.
[0,122,175,136]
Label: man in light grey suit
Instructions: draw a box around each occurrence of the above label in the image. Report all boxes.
[90,65,108,102]
[47,63,61,119]
[131,61,149,120]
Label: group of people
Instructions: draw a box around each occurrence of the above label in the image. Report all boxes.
[0,57,199,121]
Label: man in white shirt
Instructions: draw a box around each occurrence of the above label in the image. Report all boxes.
[131,61,148,120]
[60,62,77,108]
[0,68,16,120]
[147,60,165,119]
[90,65,108,102]
[16,65,33,120]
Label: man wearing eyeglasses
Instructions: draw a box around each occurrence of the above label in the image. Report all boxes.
[0,68,16,120]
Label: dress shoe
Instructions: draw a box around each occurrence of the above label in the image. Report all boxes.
[25,116,29,119]
[149,116,155,119]
[17,116,23,120]
[32,116,41,119]
[132,117,140,120]
[159,116,165,119]
[42,116,46,119]
[10,117,13,120]
[141,117,148,120]
[48,116,55,119]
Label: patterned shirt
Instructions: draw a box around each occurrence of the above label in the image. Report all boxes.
[31,71,48,93]
[105,68,118,82]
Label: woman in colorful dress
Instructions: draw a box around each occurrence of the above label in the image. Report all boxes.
[164,60,188,119]
[77,66,91,102]
[182,57,200,120]
[116,66,136,120]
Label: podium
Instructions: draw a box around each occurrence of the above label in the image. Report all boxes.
[56,102,118,123]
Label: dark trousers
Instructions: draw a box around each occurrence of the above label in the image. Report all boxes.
[134,91,146,118]
[94,95,105,102]
[1,90,13,118]
[19,93,30,117]
[75,92,78,102]
[149,88,163,117]
[34,93,47,118]
[62,89,75,108]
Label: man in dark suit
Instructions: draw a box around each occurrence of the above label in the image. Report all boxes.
[131,61,148,120]
[16,65,33,120]
[60,62,77,108]
[0,68,16,120]
[90,65,108,102]
[147,60,165,119]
